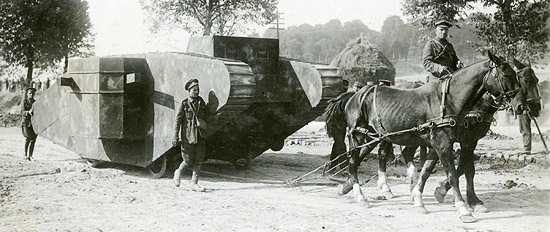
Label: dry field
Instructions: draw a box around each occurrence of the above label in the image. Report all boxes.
[1,122,549,232]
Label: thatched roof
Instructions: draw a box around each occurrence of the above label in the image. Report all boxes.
[330,37,395,88]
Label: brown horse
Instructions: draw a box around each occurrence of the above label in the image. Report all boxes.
[325,91,355,171]
[339,51,524,223]
[324,80,424,196]
[420,58,542,209]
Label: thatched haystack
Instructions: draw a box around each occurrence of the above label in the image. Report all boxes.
[330,37,395,89]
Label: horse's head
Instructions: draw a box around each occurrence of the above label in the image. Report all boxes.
[485,51,526,115]
[513,58,542,117]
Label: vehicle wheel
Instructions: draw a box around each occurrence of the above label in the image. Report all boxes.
[147,155,167,178]
[232,156,251,170]
[270,139,285,151]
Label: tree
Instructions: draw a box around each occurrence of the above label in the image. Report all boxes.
[380,16,412,60]
[469,0,550,61]
[140,0,278,36]
[381,16,405,35]
[273,19,380,64]
[402,0,550,61]
[0,0,94,85]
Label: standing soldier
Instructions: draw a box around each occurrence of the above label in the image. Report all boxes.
[172,79,210,192]
[21,87,38,160]
[423,20,463,81]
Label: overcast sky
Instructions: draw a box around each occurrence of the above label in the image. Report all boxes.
[87,0,406,56]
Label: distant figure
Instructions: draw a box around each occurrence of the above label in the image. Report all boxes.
[172,79,210,192]
[8,79,14,92]
[423,20,463,81]
[36,81,42,92]
[45,78,50,89]
[19,77,25,91]
[21,87,37,161]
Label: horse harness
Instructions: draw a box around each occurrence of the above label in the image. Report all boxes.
[352,62,519,141]
[484,63,521,106]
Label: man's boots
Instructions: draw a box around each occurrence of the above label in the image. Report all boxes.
[173,162,187,187]
[190,164,205,192]
[27,140,35,161]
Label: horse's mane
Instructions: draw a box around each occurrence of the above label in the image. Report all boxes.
[453,59,489,76]
[324,91,355,138]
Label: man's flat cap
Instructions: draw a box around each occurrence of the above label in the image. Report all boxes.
[185,79,199,91]
[434,20,453,28]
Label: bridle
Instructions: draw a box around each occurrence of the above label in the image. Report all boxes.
[482,61,521,109]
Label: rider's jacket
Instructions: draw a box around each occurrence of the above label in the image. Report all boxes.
[423,38,461,78]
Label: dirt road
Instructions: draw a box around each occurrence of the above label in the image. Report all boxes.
[1,125,549,232]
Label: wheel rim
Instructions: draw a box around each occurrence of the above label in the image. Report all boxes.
[148,156,167,178]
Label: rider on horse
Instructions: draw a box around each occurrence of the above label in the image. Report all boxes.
[423,20,464,81]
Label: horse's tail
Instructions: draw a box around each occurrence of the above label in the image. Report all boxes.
[324,91,355,138]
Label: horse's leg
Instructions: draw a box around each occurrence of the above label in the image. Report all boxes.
[411,148,438,214]
[418,146,427,172]
[377,140,394,199]
[460,139,488,213]
[435,152,464,204]
[433,138,476,223]
[337,145,368,196]
[329,129,348,171]
[402,146,419,193]
[337,135,377,206]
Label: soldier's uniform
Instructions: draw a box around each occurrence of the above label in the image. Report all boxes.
[172,79,211,191]
[21,87,37,160]
[519,114,531,154]
[423,20,462,81]
[519,99,541,154]
[173,96,208,164]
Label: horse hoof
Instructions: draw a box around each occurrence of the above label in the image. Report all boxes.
[355,194,367,203]
[360,200,370,208]
[434,187,447,203]
[474,204,489,213]
[337,183,353,196]
[414,206,429,214]
[337,184,344,195]
[459,215,477,223]
[379,191,394,200]
[337,184,347,195]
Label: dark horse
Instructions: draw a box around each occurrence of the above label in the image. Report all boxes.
[416,58,542,209]
[325,58,539,218]
[324,81,425,199]
[334,51,524,223]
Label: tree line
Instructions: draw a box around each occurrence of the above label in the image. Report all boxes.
[0,0,94,86]
[261,17,486,74]
[1,0,547,85]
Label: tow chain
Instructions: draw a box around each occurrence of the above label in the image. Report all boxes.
[203,120,453,187]
[286,138,381,186]
[286,142,404,186]
[286,116,454,186]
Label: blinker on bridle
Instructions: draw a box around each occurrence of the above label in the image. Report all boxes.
[483,61,521,108]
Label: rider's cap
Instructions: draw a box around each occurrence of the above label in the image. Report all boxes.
[185,79,199,91]
[434,20,453,28]
[25,87,36,93]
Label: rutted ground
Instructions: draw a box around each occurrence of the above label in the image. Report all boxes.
[0,125,549,232]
